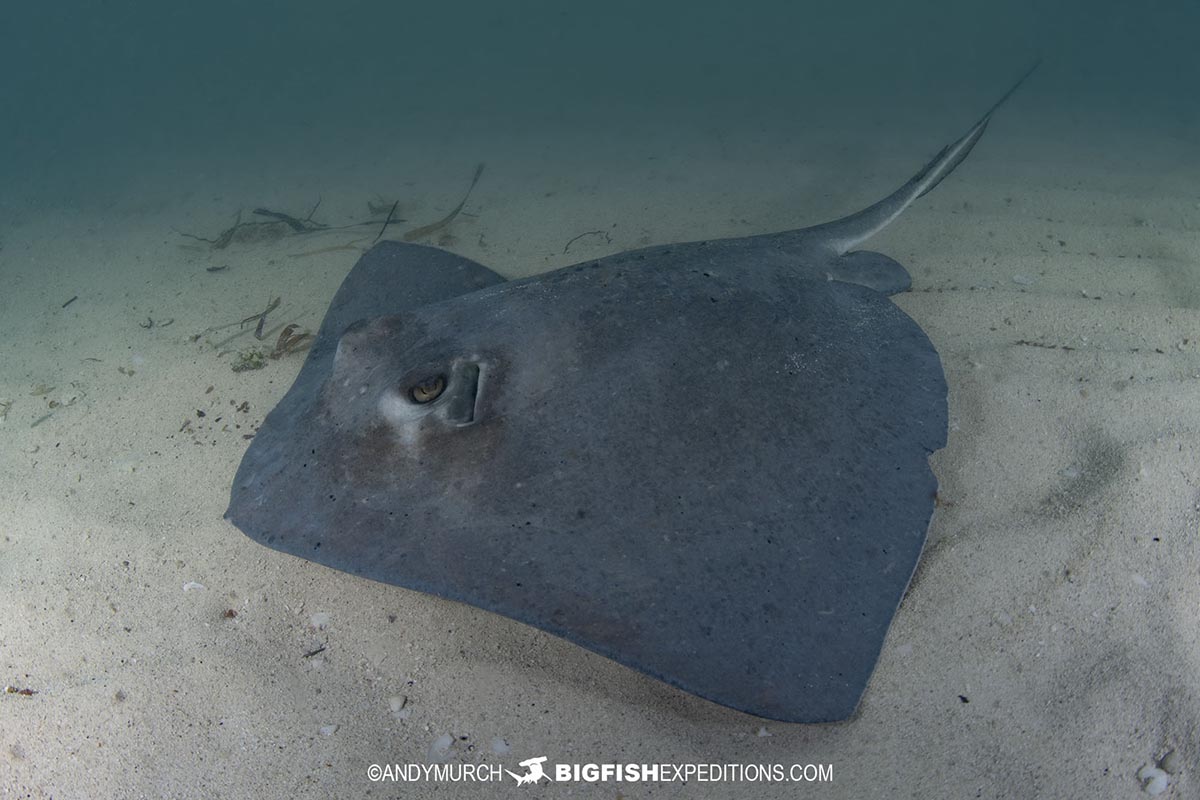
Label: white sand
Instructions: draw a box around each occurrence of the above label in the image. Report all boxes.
[1,96,1196,798]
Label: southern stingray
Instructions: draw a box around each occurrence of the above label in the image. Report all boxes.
[227,67,1034,723]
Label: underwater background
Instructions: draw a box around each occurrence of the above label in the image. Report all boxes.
[2,1,1197,209]
[1,1,1197,798]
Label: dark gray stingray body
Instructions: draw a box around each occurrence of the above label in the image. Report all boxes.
[227,68,1032,722]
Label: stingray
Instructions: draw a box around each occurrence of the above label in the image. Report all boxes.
[227,67,1034,723]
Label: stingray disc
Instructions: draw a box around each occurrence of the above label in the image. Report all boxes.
[228,243,946,722]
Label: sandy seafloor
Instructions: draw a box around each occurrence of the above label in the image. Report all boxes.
[0,83,1197,799]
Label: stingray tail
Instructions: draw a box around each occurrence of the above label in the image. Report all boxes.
[794,61,1038,255]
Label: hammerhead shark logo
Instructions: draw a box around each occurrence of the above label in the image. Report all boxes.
[506,756,552,786]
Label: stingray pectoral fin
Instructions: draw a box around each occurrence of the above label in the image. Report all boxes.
[795,61,1038,255]
[829,250,912,295]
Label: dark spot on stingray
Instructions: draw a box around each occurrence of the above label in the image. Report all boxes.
[225,65,1037,724]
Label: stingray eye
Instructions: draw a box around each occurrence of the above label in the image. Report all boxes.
[409,375,446,404]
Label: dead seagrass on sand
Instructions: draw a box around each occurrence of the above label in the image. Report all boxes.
[227,66,1035,723]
